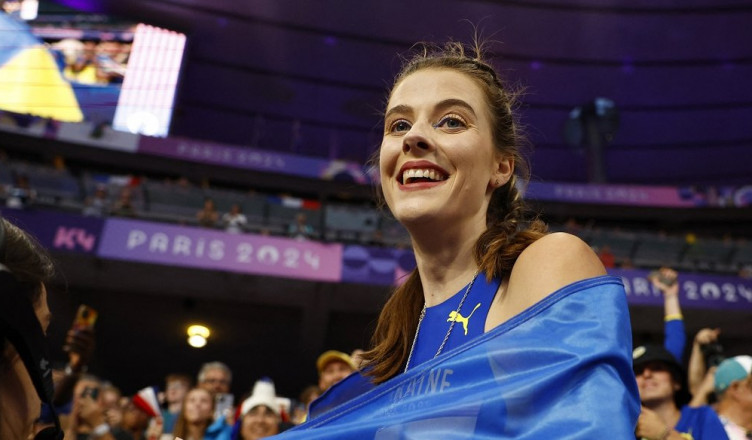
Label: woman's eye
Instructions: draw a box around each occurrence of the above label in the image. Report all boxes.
[436,115,467,130]
[389,119,411,133]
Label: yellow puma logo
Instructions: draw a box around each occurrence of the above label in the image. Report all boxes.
[447,303,482,336]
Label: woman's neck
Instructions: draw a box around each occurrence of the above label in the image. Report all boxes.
[410,222,484,307]
[185,420,209,440]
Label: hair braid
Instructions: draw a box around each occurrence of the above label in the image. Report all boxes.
[476,176,547,281]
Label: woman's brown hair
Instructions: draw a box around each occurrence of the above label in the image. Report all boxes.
[172,387,216,439]
[0,218,56,367]
[361,41,548,384]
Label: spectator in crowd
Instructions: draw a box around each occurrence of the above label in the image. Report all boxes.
[162,373,192,434]
[5,173,36,209]
[291,385,320,425]
[222,203,248,234]
[197,361,234,422]
[714,355,752,439]
[597,244,615,268]
[65,374,133,440]
[687,327,722,407]
[235,379,287,440]
[288,213,315,241]
[120,397,153,440]
[83,184,110,217]
[197,198,220,228]
[648,267,686,363]
[64,39,101,84]
[111,186,138,218]
[633,345,729,440]
[0,216,57,439]
[172,388,231,440]
[316,350,355,392]
[197,361,232,395]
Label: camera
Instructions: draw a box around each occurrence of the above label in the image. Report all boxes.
[700,342,725,368]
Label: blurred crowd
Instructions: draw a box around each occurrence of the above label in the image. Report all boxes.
[34,338,362,440]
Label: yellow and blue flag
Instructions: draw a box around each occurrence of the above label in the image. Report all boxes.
[0,13,83,121]
[279,276,639,439]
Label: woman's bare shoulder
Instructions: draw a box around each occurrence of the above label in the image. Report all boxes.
[487,232,606,330]
[509,232,606,302]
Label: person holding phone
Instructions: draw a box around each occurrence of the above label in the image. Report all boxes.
[0,216,56,439]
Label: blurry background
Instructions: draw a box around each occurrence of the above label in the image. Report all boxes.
[0,0,751,401]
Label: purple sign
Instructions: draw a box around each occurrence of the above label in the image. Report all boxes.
[138,136,370,184]
[0,208,103,255]
[525,182,752,208]
[341,245,416,286]
[610,268,752,311]
[97,218,343,282]
[525,182,696,207]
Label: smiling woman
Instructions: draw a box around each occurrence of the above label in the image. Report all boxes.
[273,40,640,439]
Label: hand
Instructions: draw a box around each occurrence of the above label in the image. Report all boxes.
[63,327,96,371]
[648,267,679,297]
[104,406,123,427]
[145,417,164,440]
[694,328,720,346]
[635,406,671,440]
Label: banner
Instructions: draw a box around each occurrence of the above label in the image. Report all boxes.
[138,136,371,184]
[611,268,752,311]
[525,181,752,208]
[341,245,416,286]
[0,208,103,255]
[97,218,342,282]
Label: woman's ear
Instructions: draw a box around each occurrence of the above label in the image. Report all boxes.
[491,154,514,188]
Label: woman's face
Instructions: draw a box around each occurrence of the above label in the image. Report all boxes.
[380,68,508,232]
[182,389,213,424]
[240,405,280,440]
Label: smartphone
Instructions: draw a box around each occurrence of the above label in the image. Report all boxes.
[73,304,98,330]
[214,393,234,420]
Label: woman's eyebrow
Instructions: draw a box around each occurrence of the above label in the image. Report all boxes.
[434,98,477,117]
[384,104,412,121]
[385,99,477,121]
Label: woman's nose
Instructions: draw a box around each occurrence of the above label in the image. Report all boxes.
[402,122,433,153]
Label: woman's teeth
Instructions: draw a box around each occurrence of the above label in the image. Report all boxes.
[402,168,447,184]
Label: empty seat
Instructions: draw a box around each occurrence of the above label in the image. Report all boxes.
[632,234,687,268]
[680,238,735,270]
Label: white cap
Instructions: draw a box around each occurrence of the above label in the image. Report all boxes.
[240,379,290,417]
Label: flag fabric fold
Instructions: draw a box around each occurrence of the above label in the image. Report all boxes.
[277,275,639,439]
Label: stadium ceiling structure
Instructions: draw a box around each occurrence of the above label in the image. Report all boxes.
[57,0,752,186]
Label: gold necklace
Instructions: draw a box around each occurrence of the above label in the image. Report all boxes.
[404,270,480,373]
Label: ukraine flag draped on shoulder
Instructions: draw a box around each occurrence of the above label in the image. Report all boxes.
[277,276,640,439]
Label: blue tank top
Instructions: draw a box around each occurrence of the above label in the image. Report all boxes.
[406,272,502,371]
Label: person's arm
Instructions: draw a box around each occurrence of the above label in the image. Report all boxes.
[53,327,95,406]
[688,366,717,407]
[687,327,720,398]
[648,268,685,362]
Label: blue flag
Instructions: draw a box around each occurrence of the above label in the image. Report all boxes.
[276,276,640,439]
